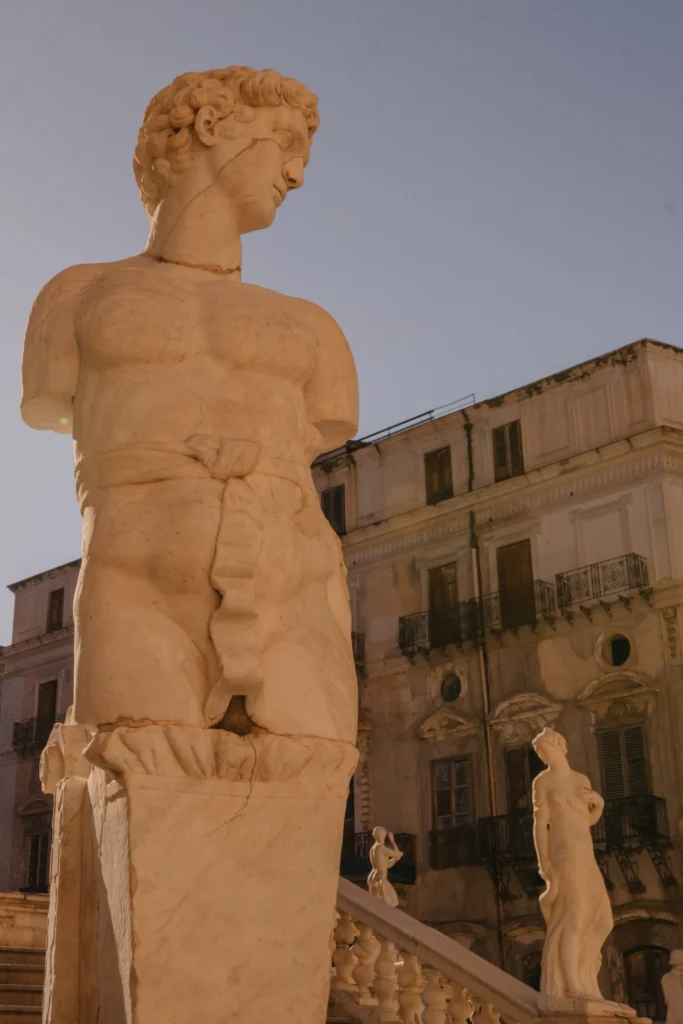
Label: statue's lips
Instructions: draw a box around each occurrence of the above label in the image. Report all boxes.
[273,184,286,206]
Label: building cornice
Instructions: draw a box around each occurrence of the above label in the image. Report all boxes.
[1,624,75,662]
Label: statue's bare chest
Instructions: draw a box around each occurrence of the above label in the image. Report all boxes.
[77,262,318,382]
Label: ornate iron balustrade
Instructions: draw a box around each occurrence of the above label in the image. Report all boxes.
[351,631,365,670]
[429,825,479,869]
[481,579,556,630]
[556,553,648,608]
[478,812,536,863]
[11,713,65,758]
[398,603,478,655]
[340,830,417,885]
[591,794,669,847]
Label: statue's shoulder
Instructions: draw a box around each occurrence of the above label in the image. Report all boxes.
[532,769,550,794]
[287,295,346,339]
[29,259,129,319]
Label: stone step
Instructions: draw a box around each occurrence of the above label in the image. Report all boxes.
[0,948,45,967]
[0,1007,42,1022]
[0,963,44,986]
[0,984,43,1007]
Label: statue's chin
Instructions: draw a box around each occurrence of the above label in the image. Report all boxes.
[239,200,278,235]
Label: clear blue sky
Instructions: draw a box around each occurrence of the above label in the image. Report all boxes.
[1,0,682,641]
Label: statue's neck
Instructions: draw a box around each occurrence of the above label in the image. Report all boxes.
[144,177,242,279]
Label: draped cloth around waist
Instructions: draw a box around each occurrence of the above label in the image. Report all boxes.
[75,439,327,726]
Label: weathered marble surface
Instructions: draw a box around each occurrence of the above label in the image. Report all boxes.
[532,728,613,1002]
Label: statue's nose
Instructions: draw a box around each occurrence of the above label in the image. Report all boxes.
[284,157,304,189]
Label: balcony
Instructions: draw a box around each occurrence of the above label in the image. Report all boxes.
[481,579,556,631]
[340,830,417,885]
[556,553,648,609]
[429,825,479,869]
[11,714,65,758]
[351,632,365,671]
[591,794,670,848]
[398,603,478,655]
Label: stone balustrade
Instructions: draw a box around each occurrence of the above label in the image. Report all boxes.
[333,878,540,1024]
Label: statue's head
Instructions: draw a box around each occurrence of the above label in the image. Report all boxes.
[134,66,319,232]
[531,727,567,767]
[372,826,387,843]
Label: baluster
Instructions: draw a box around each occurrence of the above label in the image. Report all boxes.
[331,912,359,992]
[329,912,338,983]
[397,952,425,1023]
[422,968,450,1024]
[445,983,472,1024]
[374,937,400,1022]
[472,1003,500,1024]
[352,923,380,1005]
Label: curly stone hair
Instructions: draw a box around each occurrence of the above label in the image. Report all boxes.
[133,66,320,216]
[532,726,567,759]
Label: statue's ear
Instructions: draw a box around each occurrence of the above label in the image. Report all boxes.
[194,105,221,147]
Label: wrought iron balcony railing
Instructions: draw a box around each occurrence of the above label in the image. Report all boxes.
[591,794,670,848]
[398,603,478,655]
[556,553,648,609]
[429,825,479,870]
[11,713,65,758]
[351,631,365,670]
[481,579,556,631]
[478,811,536,863]
[340,830,417,885]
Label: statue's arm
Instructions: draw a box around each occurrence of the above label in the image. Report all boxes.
[21,264,101,434]
[532,776,552,881]
[301,302,359,454]
[583,776,605,826]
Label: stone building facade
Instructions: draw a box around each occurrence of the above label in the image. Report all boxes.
[313,338,683,1020]
[0,561,79,893]
[1,338,682,1018]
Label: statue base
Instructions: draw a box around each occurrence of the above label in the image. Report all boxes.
[538,995,649,1024]
[41,724,357,1024]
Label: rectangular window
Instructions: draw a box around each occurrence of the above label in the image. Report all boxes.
[497,539,535,629]
[27,832,51,892]
[493,420,524,482]
[321,484,346,536]
[599,724,650,801]
[431,757,474,829]
[424,447,453,505]
[35,680,58,751]
[429,563,460,647]
[506,744,545,812]
[46,588,64,633]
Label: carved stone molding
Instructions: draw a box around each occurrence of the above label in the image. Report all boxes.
[661,605,681,664]
[489,692,562,747]
[419,708,481,742]
[577,672,657,726]
[356,719,374,831]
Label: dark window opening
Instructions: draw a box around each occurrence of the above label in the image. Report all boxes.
[599,724,649,801]
[429,563,459,646]
[506,744,545,812]
[26,832,51,892]
[425,447,453,505]
[432,757,474,830]
[497,538,535,629]
[35,680,58,751]
[607,634,631,667]
[625,947,669,1022]
[321,484,346,536]
[46,588,64,633]
[440,673,463,704]
[522,951,543,992]
[493,420,524,482]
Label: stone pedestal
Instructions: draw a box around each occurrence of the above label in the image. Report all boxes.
[538,995,650,1024]
[42,723,356,1024]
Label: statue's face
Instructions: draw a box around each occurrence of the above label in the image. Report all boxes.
[198,104,311,234]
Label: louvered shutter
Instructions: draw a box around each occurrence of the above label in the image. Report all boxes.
[508,420,525,477]
[600,728,626,800]
[506,748,528,810]
[493,426,509,481]
[624,725,649,796]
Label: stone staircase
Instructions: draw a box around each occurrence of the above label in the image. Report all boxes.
[0,947,44,1022]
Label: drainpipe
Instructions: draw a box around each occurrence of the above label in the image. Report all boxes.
[462,410,506,969]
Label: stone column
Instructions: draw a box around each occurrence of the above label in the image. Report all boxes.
[42,723,356,1024]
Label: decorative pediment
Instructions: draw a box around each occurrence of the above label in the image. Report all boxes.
[17,795,52,818]
[419,708,480,742]
[577,672,656,725]
[489,692,562,747]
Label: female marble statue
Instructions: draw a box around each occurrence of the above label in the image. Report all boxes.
[20,67,359,744]
[532,727,613,1000]
[368,826,404,906]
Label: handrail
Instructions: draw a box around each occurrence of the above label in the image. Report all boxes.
[337,877,540,1024]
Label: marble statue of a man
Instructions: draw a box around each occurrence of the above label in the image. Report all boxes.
[662,950,683,1024]
[368,826,404,906]
[21,66,359,743]
[532,727,613,1002]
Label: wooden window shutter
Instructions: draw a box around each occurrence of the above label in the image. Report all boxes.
[600,728,626,800]
[506,748,528,811]
[493,426,509,481]
[624,725,648,796]
[508,420,525,476]
[425,447,453,504]
[497,539,535,629]
[321,485,346,535]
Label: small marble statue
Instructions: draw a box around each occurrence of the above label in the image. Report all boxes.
[532,727,613,1001]
[662,950,683,1024]
[368,826,404,907]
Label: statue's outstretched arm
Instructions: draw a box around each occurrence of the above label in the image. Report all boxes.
[302,301,359,454]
